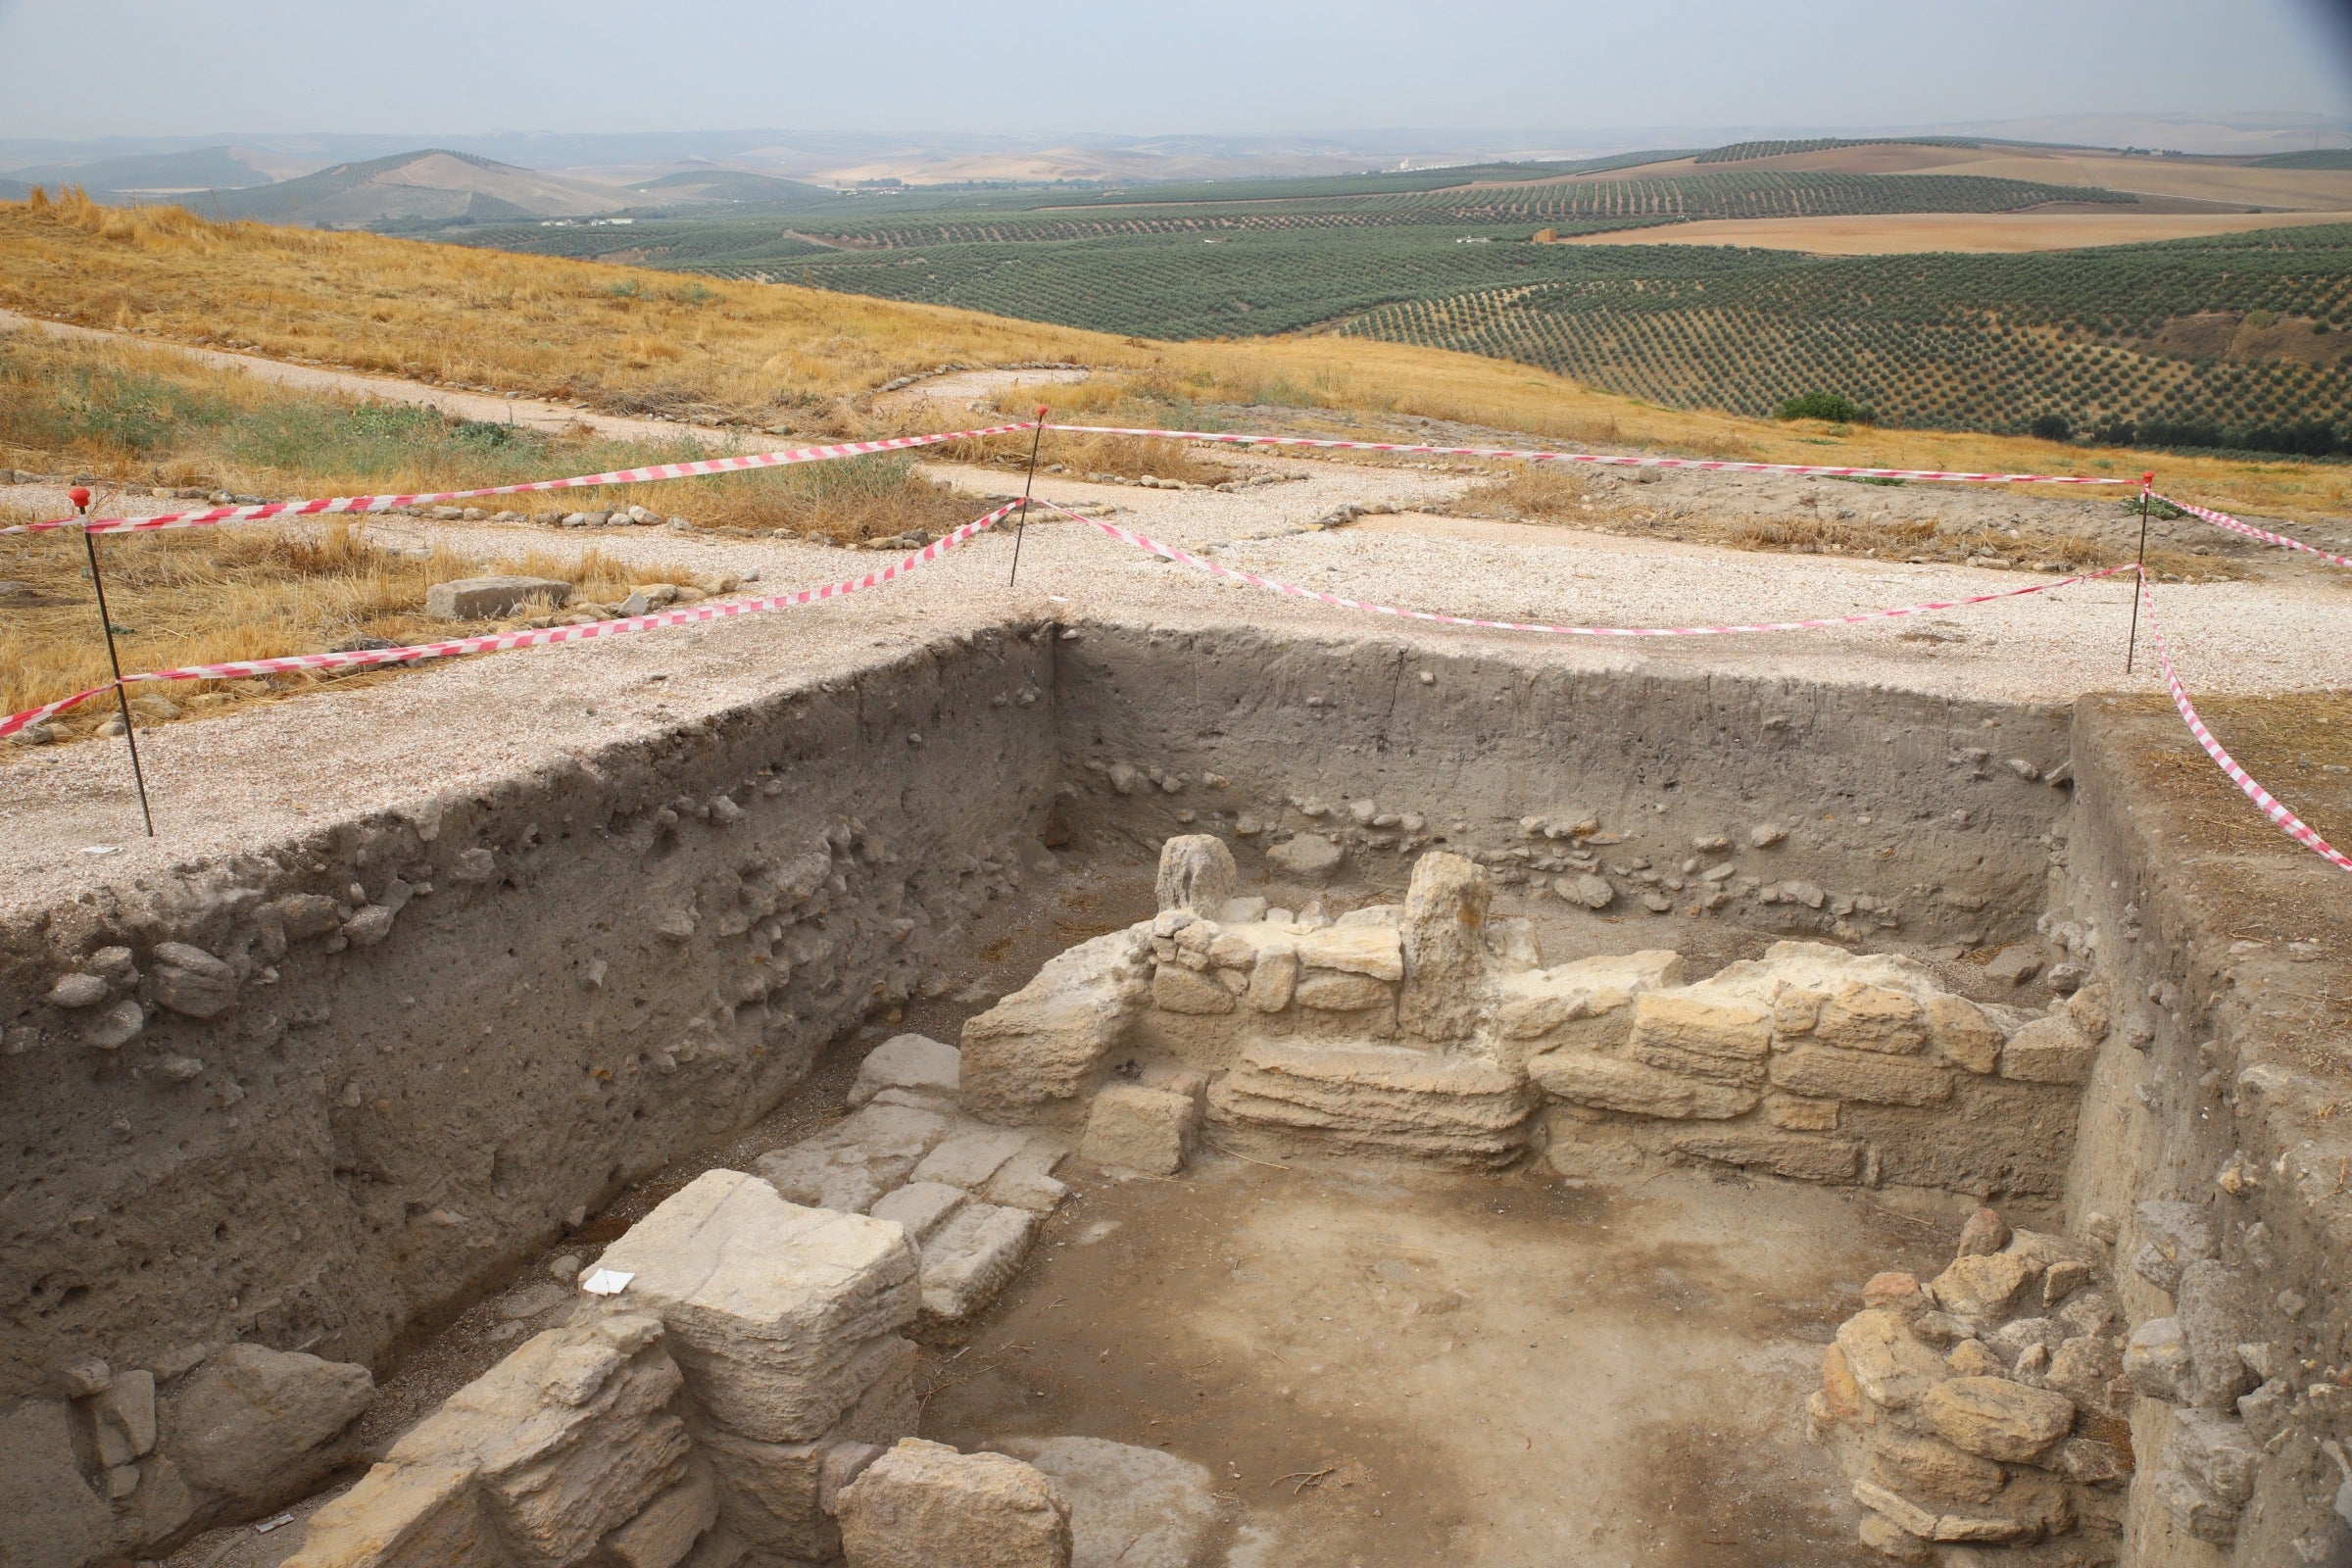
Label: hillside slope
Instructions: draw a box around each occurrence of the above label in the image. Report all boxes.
[0,191,2342,519]
[211,149,629,227]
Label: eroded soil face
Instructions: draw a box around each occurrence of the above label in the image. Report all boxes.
[921,1155,1975,1567]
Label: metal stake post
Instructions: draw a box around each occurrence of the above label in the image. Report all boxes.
[72,488,155,836]
[1007,407,1048,587]
[2125,473,2152,674]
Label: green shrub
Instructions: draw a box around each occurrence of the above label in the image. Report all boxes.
[1773,391,1873,423]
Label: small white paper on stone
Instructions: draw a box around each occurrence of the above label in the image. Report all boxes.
[255,1512,296,1534]
[580,1268,634,1297]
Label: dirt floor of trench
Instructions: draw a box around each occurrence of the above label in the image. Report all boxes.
[920,1156,2000,1568]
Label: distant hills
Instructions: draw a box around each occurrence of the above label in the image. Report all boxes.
[202,149,633,226]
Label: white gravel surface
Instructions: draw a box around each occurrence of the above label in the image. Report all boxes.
[5,446,2349,916]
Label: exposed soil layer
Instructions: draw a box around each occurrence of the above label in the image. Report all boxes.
[920,1156,1979,1568]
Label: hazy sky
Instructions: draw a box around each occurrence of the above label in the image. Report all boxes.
[1,0,2347,139]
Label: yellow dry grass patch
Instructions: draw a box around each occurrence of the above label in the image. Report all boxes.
[0,509,701,747]
[2,191,2344,524]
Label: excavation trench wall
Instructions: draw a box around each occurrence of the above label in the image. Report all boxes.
[0,625,1060,1400]
[2057,697,2352,1568]
[1052,624,2075,947]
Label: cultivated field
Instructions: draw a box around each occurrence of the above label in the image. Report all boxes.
[3,192,2348,526]
[1541,209,2352,253]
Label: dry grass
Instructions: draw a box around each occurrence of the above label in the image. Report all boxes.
[0,329,987,547]
[0,505,704,744]
[4,193,2344,524]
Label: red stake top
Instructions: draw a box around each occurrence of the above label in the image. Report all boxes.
[1037,405,1050,419]
[69,486,91,511]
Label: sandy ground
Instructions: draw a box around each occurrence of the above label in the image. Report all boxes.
[874,367,1092,416]
[4,438,2350,911]
[929,1156,1964,1568]
[1546,209,2352,254]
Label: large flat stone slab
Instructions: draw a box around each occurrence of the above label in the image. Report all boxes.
[594,1170,918,1442]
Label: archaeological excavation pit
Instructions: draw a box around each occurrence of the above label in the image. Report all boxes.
[5,617,2349,1568]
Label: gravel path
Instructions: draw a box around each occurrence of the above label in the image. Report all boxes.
[4,442,2349,913]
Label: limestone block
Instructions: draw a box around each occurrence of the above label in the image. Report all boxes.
[1294,925,1403,981]
[166,1343,374,1504]
[983,1145,1071,1213]
[147,940,238,1018]
[1624,988,1770,1066]
[850,1035,960,1110]
[1293,970,1392,1011]
[2152,1458,2241,1544]
[1769,1045,1953,1106]
[1918,1377,2076,1463]
[1930,1251,2039,1326]
[2055,1437,2132,1487]
[1925,995,2005,1073]
[2123,1318,2192,1402]
[1672,1130,1862,1184]
[961,928,1152,1123]
[1812,982,1928,1054]
[1927,1469,2073,1542]
[425,574,572,620]
[0,1396,114,1568]
[603,1463,719,1568]
[90,1367,157,1461]
[1209,1040,1531,1168]
[867,1182,968,1243]
[1628,1036,1768,1088]
[754,1105,953,1211]
[2176,1260,2258,1408]
[690,1343,912,1562]
[1493,952,1683,1043]
[1528,1052,1757,1119]
[1265,834,1342,883]
[592,1171,918,1443]
[1765,1093,1839,1131]
[1246,944,1298,1010]
[1080,1085,1200,1174]
[912,1126,1032,1191]
[1864,1427,2004,1504]
[990,1437,1220,1568]
[837,1440,1072,1568]
[2044,1334,2121,1410]
[1999,1014,2094,1085]
[1397,851,1491,1042]
[2065,981,2113,1042]
[920,1204,1042,1320]
[1771,987,1823,1038]
[282,1457,505,1568]
[2131,1200,2215,1293]
[1151,964,1236,1014]
[1153,836,1237,914]
[1836,1309,1951,1409]
[2167,1408,2260,1505]
[385,1313,689,1568]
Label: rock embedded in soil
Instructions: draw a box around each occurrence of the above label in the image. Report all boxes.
[836,1439,1071,1568]
[423,574,573,621]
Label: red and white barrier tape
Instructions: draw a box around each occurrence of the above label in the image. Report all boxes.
[1,424,1031,537]
[2135,568,2352,876]
[1031,495,2134,635]
[1043,423,2133,486]
[0,503,1021,738]
[2152,491,2352,570]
